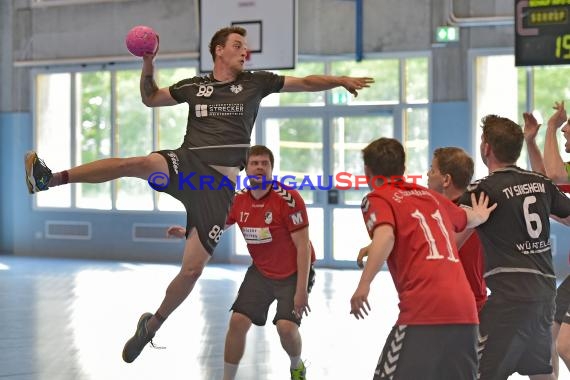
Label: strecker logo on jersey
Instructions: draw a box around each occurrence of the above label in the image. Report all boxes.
[195,104,207,117]
[194,104,244,118]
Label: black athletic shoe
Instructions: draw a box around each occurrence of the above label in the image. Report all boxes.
[122,312,155,363]
[24,151,53,194]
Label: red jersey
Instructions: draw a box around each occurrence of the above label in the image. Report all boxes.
[453,198,487,313]
[458,231,487,313]
[361,182,478,325]
[226,182,316,279]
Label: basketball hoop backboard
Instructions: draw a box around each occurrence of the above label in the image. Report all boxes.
[199,0,297,73]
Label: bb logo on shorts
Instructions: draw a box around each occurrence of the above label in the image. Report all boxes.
[208,225,223,243]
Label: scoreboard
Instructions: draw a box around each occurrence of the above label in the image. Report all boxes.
[515,0,570,66]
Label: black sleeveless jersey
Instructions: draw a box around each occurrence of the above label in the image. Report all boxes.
[459,166,570,301]
[169,71,284,166]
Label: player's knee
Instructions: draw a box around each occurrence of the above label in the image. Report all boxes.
[229,313,251,334]
[179,265,204,282]
[276,320,299,340]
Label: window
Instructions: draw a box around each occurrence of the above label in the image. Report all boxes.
[265,117,323,203]
[474,54,570,179]
[75,72,112,209]
[333,115,394,203]
[34,56,430,217]
[252,56,430,264]
[36,73,72,208]
[331,59,399,104]
[35,65,196,210]
[261,62,326,107]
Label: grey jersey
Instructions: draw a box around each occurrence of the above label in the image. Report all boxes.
[169,71,284,166]
[459,166,570,301]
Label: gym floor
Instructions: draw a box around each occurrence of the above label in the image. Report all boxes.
[0,256,567,380]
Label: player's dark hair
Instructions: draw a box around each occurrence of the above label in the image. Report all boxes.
[433,147,474,190]
[247,145,274,168]
[209,26,247,62]
[481,115,524,164]
[362,138,405,177]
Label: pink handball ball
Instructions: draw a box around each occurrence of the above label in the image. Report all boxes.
[125,25,158,57]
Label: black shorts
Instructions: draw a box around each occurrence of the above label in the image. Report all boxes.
[153,147,235,255]
[230,265,316,327]
[477,296,554,379]
[555,275,570,324]
[373,324,478,380]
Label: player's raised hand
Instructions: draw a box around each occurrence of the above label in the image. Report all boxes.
[548,100,567,129]
[523,112,541,141]
[143,34,160,62]
[342,77,374,97]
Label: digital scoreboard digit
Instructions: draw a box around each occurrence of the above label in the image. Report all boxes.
[515,0,570,66]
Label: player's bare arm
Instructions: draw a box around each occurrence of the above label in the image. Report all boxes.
[291,227,312,318]
[139,38,178,107]
[282,75,374,97]
[350,224,394,320]
[523,111,546,175]
[545,101,569,183]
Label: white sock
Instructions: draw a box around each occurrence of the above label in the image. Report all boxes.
[223,362,239,380]
[289,355,302,369]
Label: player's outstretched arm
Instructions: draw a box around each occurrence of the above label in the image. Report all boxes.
[544,101,569,183]
[282,75,374,97]
[523,112,546,175]
[350,225,394,320]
